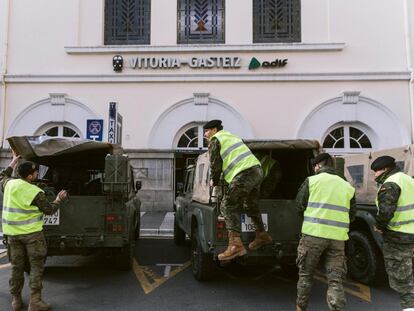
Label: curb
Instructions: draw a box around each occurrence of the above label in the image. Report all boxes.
[140,229,173,237]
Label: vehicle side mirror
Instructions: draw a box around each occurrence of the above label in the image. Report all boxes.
[135,181,142,192]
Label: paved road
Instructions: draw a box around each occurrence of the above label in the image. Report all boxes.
[0,237,401,311]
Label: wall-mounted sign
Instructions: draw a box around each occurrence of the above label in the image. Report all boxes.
[86,119,103,141]
[129,56,241,69]
[108,102,123,144]
[112,55,288,72]
[248,57,288,70]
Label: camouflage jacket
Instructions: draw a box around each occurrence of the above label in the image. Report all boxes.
[295,166,356,222]
[208,137,223,186]
[375,167,414,243]
[0,166,61,216]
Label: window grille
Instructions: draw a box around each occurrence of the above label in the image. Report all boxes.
[178,0,225,44]
[105,0,151,45]
[176,125,208,150]
[41,125,80,138]
[253,0,301,43]
[323,125,372,154]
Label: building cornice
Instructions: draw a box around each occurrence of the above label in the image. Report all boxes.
[4,71,410,83]
[64,42,345,54]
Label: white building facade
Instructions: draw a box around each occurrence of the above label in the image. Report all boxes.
[0,0,413,210]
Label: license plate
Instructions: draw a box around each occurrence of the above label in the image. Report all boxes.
[241,213,268,232]
[43,210,60,225]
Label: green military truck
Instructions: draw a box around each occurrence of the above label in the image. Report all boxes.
[2,136,141,270]
[342,144,414,284]
[174,140,321,281]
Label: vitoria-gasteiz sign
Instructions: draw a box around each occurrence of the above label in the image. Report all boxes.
[112,55,288,71]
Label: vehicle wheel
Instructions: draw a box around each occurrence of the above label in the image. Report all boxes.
[114,243,134,271]
[174,214,186,245]
[346,230,384,284]
[191,226,215,281]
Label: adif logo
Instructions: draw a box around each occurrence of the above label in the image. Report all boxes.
[248,57,288,70]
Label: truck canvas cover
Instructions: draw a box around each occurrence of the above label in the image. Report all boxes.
[192,139,320,204]
[342,144,414,204]
[7,136,121,168]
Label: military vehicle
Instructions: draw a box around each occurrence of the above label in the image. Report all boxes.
[342,144,414,284]
[174,140,321,281]
[2,136,141,270]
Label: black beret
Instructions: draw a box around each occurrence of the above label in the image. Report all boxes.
[370,156,396,171]
[17,161,38,178]
[203,119,222,130]
[311,153,332,166]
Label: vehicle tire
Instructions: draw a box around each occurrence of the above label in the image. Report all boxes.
[174,215,186,245]
[191,226,215,281]
[114,243,134,271]
[346,230,384,285]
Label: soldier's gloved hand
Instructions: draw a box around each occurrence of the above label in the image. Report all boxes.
[10,149,21,169]
[54,190,68,204]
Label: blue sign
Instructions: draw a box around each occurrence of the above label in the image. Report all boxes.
[86,119,104,141]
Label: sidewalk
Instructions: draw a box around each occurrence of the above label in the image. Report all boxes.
[0,212,175,254]
[140,211,174,237]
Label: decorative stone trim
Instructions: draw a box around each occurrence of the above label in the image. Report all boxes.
[4,72,410,83]
[342,91,360,105]
[64,42,345,54]
[193,93,209,105]
[49,93,66,105]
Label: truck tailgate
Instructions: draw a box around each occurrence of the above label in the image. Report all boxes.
[241,199,302,241]
[43,196,106,236]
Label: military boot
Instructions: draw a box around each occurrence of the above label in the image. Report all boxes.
[28,292,51,311]
[217,231,247,261]
[248,231,273,250]
[11,294,23,311]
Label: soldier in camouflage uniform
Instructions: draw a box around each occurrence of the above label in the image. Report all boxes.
[1,151,67,311]
[254,151,282,199]
[295,153,356,311]
[204,120,272,261]
[371,156,414,311]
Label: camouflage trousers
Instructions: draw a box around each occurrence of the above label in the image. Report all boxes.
[221,165,264,233]
[296,235,347,311]
[383,241,414,309]
[7,231,47,295]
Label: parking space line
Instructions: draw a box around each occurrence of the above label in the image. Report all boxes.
[313,272,371,302]
[133,259,191,294]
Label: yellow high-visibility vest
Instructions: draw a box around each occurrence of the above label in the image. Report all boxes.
[2,179,44,236]
[212,130,260,183]
[302,172,355,241]
[376,172,414,234]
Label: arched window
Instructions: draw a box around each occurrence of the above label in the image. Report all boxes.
[175,124,208,150]
[37,123,81,138]
[323,124,373,154]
